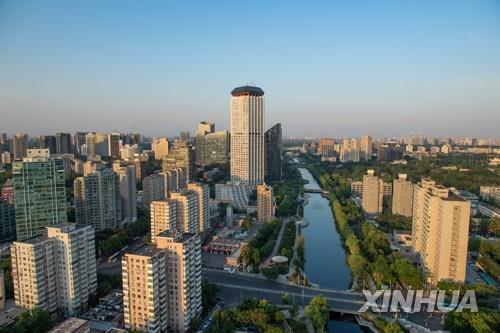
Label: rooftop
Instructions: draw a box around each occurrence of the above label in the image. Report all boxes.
[48,317,88,333]
[231,85,264,96]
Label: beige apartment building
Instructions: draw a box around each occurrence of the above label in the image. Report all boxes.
[318,139,336,158]
[362,170,391,216]
[411,179,471,284]
[230,86,265,187]
[187,183,210,232]
[11,224,97,316]
[170,190,199,233]
[257,184,274,223]
[150,199,177,243]
[122,231,202,333]
[392,174,414,217]
[360,135,373,160]
[152,137,170,160]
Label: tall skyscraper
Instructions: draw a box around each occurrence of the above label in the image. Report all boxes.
[170,190,199,233]
[122,230,201,333]
[56,133,72,154]
[114,164,137,225]
[74,168,122,231]
[264,123,282,182]
[39,135,57,154]
[152,137,169,160]
[412,179,471,283]
[230,86,265,187]
[187,183,210,233]
[13,155,67,240]
[203,130,230,165]
[11,224,97,316]
[257,184,274,223]
[108,133,121,158]
[162,141,195,182]
[12,133,28,160]
[392,174,414,217]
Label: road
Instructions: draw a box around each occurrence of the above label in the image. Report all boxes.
[204,268,365,313]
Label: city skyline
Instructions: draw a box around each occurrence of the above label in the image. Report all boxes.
[1,0,500,137]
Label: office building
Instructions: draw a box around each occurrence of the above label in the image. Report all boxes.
[362,170,390,216]
[150,199,177,243]
[74,132,87,155]
[170,190,199,233]
[56,133,72,154]
[265,123,282,182]
[114,164,137,225]
[122,230,201,333]
[360,135,373,160]
[340,138,360,162]
[257,184,274,223]
[12,133,28,160]
[230,86,265,187]
[411,180,471,283]
[108,133,121,158]
[120,144,140,160]
[195,121,215,165]
[187,183,210,233]
[162,141,195,182]
[85,133,108,157]
[480,186,500,206]
[11,224,97,316]
[0,197,15,241]
[215,182,251,211]
[152,137,169,160]
[74,168,122,231]
[318,138,335,158]
[392,174,414,217]
[39,135,57,154]
[202,130,229,166]
[13,156,67,240]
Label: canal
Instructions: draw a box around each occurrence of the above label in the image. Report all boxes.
[298,167,367,333]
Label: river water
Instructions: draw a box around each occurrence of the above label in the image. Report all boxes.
[298,167,367,333]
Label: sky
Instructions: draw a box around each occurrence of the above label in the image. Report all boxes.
[1,0,500,138]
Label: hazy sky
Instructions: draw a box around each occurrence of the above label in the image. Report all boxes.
[1,0,499,138]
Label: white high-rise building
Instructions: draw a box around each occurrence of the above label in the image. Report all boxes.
[11,224,97,316]
[114,164,137,225]
[230,86,265,187]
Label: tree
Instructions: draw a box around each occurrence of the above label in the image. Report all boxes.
[281,293,290,305]
[262,267,280,281]
[9,308,54,333]
[290,303,299,319]
[305,295,329,333]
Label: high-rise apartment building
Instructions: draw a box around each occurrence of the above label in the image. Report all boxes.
[122,231,202,333]
[392,174,414,217]
[114,164,137,225]
[361,170,391,216]
[198,129,229,166]
[74,168,122,231]
[411,179,471,283]
[230,86,265,187]
[162,141,195,182]
[156,231,202,333]
[257,184,274,223]
[11,224,97,316]
[13,155,67,240]
[264,123,282,182]
[187,183,210,233]
[121,245,168,333]
[56,133,72,154]
[318,138,336,158]
[152,137,169,161]
[142,173,168,208]
[150,199,177,243]
[12,133,28,160]
[170,190,199,233]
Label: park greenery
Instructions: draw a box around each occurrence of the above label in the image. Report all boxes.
[239,219,282,270]
[0,308,54,333]
[477,239,500,280]
[444,308,500,333]
[278,220,296,263]
[96,208,150,257]
[272,159,305,217]
[206,298,287,333]
[0,257,13,298]
[304,295,329,333]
